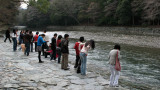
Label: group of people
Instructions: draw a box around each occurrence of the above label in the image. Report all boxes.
[4,28,121,87]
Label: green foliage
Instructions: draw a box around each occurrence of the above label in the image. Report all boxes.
[29,0,50,13]
[116,0,132,25]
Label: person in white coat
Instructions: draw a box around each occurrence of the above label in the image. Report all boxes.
[108,44,121,87]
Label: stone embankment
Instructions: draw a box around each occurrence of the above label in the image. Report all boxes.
[0,38,127,90]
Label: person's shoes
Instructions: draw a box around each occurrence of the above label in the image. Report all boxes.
[64,68,70,70]
[74,66,77,68]
[39,61,44,63]
[27,53,29,56]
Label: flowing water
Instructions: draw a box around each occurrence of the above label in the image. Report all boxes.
[41,30,160,90]
[1,29,160,89]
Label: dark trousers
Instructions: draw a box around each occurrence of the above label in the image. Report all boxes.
[25,42,30,56]
[38,51,42,62]
[12,38,17,51]
[35,42,37,52]
[50,48,56,60]
[77,56,81,73]
[30,42,33,52]
[74,55,80,68]
[57,48,61,63]
[42,42,48,55]
[4,37,11,42]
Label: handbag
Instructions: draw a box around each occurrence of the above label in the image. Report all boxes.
[115,51,121,71]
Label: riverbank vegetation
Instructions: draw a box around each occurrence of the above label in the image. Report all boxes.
[1,0,160,28]
[0,0,20,30]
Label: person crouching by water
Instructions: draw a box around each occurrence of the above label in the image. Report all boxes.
[108,44,121,87]
[79,40,95,75]
[61,34,69,70]
[37,34,46,63]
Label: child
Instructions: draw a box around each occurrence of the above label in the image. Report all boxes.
[79,40,95,75]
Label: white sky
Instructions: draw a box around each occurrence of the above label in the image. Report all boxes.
[20,0,29,9]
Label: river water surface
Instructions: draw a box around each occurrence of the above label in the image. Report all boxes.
[1,29,160,89]
[38,30,160,90]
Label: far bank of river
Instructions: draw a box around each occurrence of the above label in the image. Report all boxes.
[46,26,160,48]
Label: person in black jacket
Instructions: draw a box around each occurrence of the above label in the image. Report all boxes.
[23,30,31,56]
[50,33,57,60]
[61,34,69,70]
[4,28,11,43]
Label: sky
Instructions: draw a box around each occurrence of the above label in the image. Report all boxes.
[20,0,28,9]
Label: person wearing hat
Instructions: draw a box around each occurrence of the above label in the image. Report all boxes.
[37,34,46,63]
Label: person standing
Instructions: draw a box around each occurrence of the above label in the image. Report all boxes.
[74,37,84,68]
[23,30,31,56]
[33,32,39,52]
[61,34,69,70]
[108,44,121,87]
[4,28,11,43]
[42,30,49,55]
[79,40,95,75]
[50,33,57,60]
[19,30,24,45]
[29,31,34,52]
[56,35,62,63]
[37,34,46,63]
[12,29,18,51]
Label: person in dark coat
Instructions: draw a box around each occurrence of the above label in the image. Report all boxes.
[23,30,31,56]
[4,28,11,43]
[50,33,57,60]
[61,34,69,70]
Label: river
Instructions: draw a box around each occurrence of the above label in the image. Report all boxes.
[1,28,160,89]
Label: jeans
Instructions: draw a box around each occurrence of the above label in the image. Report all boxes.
[25,42,30,56]
[12,38,17,51]
[57,48,61,63]
[80,52,87,75]
[109,65,120,86]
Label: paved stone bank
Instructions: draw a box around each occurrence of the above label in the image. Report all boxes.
[0,38,127,90]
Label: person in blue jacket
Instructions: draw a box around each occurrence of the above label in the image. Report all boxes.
[37,34,46,63]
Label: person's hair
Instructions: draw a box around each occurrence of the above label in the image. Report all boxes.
[64,34,69,39]
[79,37,84,42]
[58,35,62,40]
[29,31,32,34]
[36,32,39,35]
[40,34,45,36]
[85,39,95,49]
[54,33,57,37]
[114,44,121,50]
[25,30,29,34]
[13,29,16,35]
[44,30,46,33]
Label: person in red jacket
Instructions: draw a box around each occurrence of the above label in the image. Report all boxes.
[74,37,85,69]
[33,32,39,52]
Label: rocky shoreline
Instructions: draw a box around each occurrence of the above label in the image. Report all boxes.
[0,38,127,90]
